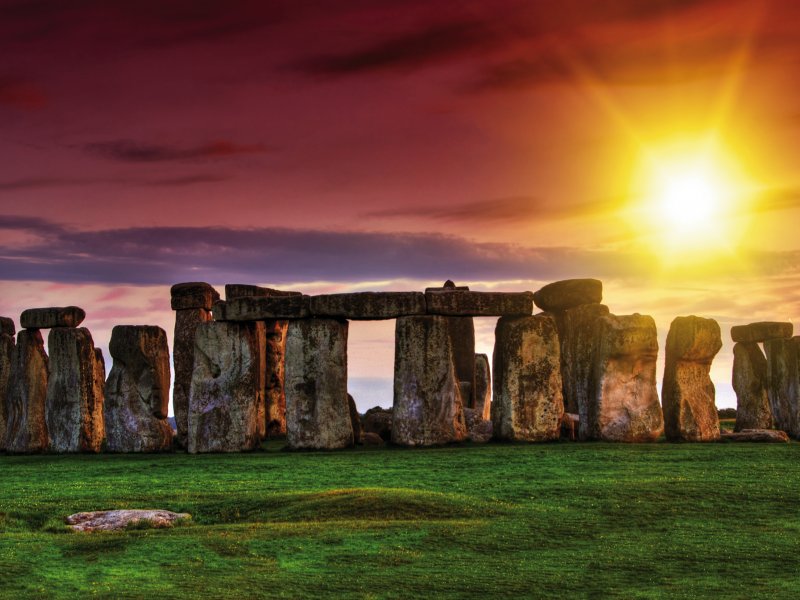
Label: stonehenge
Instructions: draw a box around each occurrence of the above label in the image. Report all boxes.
[3,278,798,454]
[662,316,722,442]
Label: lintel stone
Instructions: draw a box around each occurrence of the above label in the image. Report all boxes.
[310,292,425,320]
[170,282,220,311]
[20,306,85,329]
[731,322,793,344]
[214,295,310,321]
[425,291,533,317]
[225,284,302,300]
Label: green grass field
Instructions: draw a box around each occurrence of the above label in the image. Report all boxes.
[1,441,799,599]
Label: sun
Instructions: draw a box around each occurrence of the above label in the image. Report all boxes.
[651,158,727,234]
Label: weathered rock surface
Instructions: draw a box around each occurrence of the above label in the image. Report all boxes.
[225,284,301,300]
[0,331,14,451]
[463,407,493,443]
[532,279,603,312]
[561,412,579,440]
[188,321,266,453]
[554,303,610,418]
[20,306,85,329]
[264,320,288,437]
[588,314,663,442]
[425,291,533,317]
[474,353,491,420]
[0,316,15,336]
[172,307,212,448]
[66,509,191,532]
[662,316,722,442]
[348,394,362,443]
[45,328,105,452]
[764,336,800,438]
[393,315,467,446]
[285,319,353,449]
[310,292,426,320]
[214,295,310,321]
[362,432,385,446]
[720,429,789,443]
[492,315,564,442]
[731,321,793,343]
[362,407,393,441]
[104,326,173,452]
[5,329,49,452]
[170,282,219,311]
[732,342,773,431]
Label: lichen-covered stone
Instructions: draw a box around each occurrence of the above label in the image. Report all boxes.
[170,282,220,310]
[0,332,15,451]
[188,321,266,453]
[310,292,426,320]
[764,337,800,438]
[214,295,310,320]
[0,316,15,336]
[425,291,533,317]
[532,279,603,312]
[732,342,773,431]
[491,315,563,442]
[20,306,85,329]
[554,303,609,419]
[731,322,793,343]
[463,407,493,443]
[264,320,288,437]
[392,315,467,446]
[285,319,352,449]
[588,314,663,442]
[662,316,722,442]
[66,509,191,532]
[474,353,491,421]
[104,326,172,452]
[45,328,105,452]
[172,308,212,447]
[5,329,49,452]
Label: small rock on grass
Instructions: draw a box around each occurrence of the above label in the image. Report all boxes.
[66,509,191,532]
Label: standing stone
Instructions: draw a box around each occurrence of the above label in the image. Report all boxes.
[555,303,610,418]
[285,319,352,449]
[188,321,265,453]
[764,337,800,437]
[449,317,476,408]
[392,315,467,446]
[172,308,212,447]
[362,407,393,441]
[588,314,663,442]
[170,282,219,311]
[492,315,563,442]
[264,319,288,437]
[474,353,492,420]
[732,342,772,431]
[348,394,362,444]
[104,326,172,452]
[662,316,722,442]
[45,328,105,452]
[0,316,14,336]
[463,407,493,443]
[0,327,15,451]
[5,329,49,453]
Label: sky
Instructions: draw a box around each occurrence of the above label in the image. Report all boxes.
[1,0,800,411]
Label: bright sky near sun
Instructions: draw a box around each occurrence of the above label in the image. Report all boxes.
[1,0,799,410]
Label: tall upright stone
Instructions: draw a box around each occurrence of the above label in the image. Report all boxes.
[285,319,352,449]
[587,314,663,442]
[393,315,467,446]
[45,327,105,452]
[104,326,172,452]
[474,353,492,420]
[171,282,218,448]
[0,318,16,452]
[188,321,266,453]
[662,316,722,442]
[492,315,563,442]
[732,342,772,431]
[764,337,800,438]
[5,329,49,453]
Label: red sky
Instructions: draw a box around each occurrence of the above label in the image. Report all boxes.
[2,0,799,409]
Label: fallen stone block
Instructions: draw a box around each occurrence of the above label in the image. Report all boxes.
[587,314,663,442]
[362,407,392,441]
[104,325,173,452]
[532,279,603,312]
[662,316,723,442]
[20,306,85,329]
[170,282,220,311]
[425,290,533,317]
[214,295,310,320]
[5,329,49,452]
[46,327,105,453]
[731,321,793,343]
[285,319,352,449]
[188,321,266,453]
[392,315,467,446]
[310,292,426,320]
[66,509,191,532]
[732,342,773,431]
[720,429,789,443]
[492,315,563,442]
